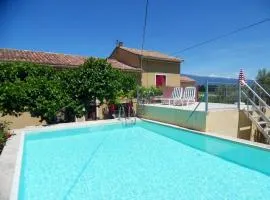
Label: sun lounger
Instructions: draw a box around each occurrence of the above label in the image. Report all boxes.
[175,87,196,106]
[161,87,183,105]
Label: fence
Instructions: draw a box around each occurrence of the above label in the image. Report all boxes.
[204,81,239,112]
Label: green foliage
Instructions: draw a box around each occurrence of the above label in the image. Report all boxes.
[198,92,205,101]
[25,77,77,123]
[79,58,121,103]
[0,59,138,124]
[0,81,28,116]
[0,62,72,123]
[0,62,64,123]
[122,71,142,86]
[106,70,138,104]
[138,86,162,98]
[60,58,134,112]
[118,72,137,97]
[256,68,270,91]
[256,68,270,104]
[0,120,10,154]
[0,61,53,83]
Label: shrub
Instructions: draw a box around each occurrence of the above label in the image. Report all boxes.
[137,86,162,99]
[0,121,11,154]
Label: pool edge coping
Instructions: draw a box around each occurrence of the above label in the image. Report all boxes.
[9,131,25,200]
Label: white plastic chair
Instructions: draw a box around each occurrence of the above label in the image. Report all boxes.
[161,87,183,105]
[171,87,183,105]
[180,87,196,106]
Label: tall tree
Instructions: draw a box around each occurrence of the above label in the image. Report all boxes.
[256,68,270,91]
[256,68,270,104]
[61,58,122,112]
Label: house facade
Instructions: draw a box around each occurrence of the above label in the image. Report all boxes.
[0,46,185,126]
[109,43,182,88]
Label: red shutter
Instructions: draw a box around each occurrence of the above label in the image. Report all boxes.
[156,75,166,87]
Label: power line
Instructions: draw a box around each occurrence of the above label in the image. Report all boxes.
[141,0,149,53]
[170,18,270,56]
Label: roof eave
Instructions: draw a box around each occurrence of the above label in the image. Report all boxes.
[119,47,182,63]
[141,55,182,63]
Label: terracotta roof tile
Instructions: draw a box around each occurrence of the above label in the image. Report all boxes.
[0,49,140,72]
[0,48,86,68]
[119,46,182,62]
[180,76,196,83]
[107,59,141,72]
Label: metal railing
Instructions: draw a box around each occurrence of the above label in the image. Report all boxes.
[254,80,270,99]
[241,91,269,122]
[253,80,270,105]
[242,81,270,110]
[118,105,124,120]
[204,81,239,112]
[118,104,136,125]
[241,81,270,143]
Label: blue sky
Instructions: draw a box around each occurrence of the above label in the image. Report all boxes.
[0,0,269,79]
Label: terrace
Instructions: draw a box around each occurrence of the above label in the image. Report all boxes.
[137,80,270,143]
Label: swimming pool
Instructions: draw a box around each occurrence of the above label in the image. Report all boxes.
[16,120,270,200]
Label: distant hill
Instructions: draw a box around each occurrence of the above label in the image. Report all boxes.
[183,74,253,85]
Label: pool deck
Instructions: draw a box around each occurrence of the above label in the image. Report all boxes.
[145,102,247,112]
[0,131,21,200]
[0,118,269,200]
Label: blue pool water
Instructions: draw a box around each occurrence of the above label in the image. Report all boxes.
[19,121,270,200]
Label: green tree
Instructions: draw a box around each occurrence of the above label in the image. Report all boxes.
[24,77,78,123]
[61,58,123,113]
[0,62,57,118]
[136,86,162,103]
[256,68,270,91]
[256,68,270,104]
[0,62,76,124]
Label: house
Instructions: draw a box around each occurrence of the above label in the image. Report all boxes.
[0,46,183,126]
[180,76,196,88]
[109,42,183,88]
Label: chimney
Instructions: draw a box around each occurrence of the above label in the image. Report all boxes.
[116,40,123,47]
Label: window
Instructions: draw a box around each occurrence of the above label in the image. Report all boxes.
[156,74,166,87]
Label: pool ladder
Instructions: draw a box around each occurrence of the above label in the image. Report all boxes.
[118,105,136,126]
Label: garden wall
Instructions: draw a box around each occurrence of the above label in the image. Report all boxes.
[137,105,206,131]
[0,112,44,129]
